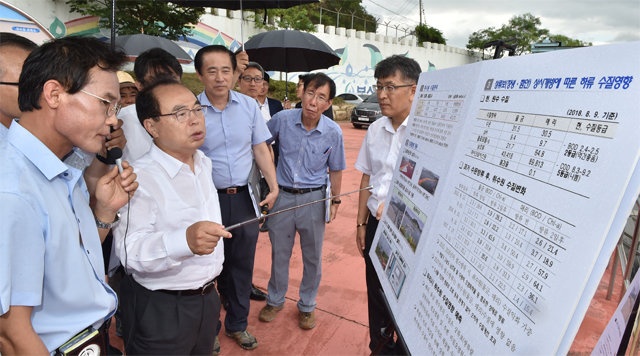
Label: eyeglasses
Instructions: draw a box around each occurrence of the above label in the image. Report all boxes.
[304,91,329,105]
[80,89,122,117]
[241,76,263,83]
[0,81,19,86]
[157,105,207,123]
[373,84,414,94]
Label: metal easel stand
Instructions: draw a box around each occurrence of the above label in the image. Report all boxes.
[607,195,640,300]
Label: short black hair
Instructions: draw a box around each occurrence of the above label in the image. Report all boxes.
[374,55,421,84]
[136,77,183,127]
[244,61,264,76]
[303,73,336,99]
[19,36,125,112]
[263,72,270,83]
[0,32,38,78]
[298,73,310,83]
[194,45,236,74]
[134,48,183,87]
[0,32,38,51]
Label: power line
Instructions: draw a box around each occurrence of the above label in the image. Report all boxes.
[365,0,419,26]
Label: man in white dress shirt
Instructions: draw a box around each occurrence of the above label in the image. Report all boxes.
[113,78,231,355]
[355,55,421,355]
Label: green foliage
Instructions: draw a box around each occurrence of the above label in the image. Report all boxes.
[268,78,299,102]
[252,0,377,32]
[181,72,205,95]
[548,34,592,47]
[415,24,446,45]
[65,0,205,40]
[252,7,315,32]
[466,13,551,55]
[318,0,377,32]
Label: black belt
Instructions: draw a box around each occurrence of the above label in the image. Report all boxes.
[279,185,324,194]
[217,185,248,194]
[156,279,216,296]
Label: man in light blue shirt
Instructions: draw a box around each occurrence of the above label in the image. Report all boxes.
[194,44,278,350]
[259,73,346,330]
[0,37,138,354]
[0,33,37,139]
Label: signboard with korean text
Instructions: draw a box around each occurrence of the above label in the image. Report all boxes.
[370,42,640,355]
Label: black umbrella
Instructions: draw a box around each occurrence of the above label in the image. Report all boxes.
[114,34,193,63]
[244,30,339,96]
[244,30,339,72]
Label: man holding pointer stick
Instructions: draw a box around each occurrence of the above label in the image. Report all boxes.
[112,78,231,355]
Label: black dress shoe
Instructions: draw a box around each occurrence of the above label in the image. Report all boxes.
[250,285,267,300]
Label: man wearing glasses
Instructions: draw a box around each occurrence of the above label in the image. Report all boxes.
[194,45,278,351]
[0,36,138,354]
[112,78,232,355]
[292,74,334,120]
[259,73,345,330]
[355,55,421,355]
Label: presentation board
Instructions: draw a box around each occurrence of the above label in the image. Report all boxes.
[370,42,640,355]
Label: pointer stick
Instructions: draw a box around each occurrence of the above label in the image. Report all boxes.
[224,185,374,232]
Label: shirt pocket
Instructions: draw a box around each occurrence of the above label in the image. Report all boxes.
[305,142,331,172]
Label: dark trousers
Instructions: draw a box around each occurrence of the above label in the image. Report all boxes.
[120,275,220,355]
[364,213,403,355]
[217,190,259,332]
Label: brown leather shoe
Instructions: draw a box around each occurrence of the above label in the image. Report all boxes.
[298,310,316,330]
[225,330,258,350]
[259,304,283,322]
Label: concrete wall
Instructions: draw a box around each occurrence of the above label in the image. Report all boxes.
[2,0,482,95]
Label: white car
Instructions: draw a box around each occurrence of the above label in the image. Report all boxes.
[336,93,369,105]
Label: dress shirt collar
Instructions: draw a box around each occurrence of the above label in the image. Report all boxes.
[7,122,69,181]
[0,122,8,138]
[381,115,409,134]
[149,144,205,179]
[198,90,241,112]
[294,109,328,134]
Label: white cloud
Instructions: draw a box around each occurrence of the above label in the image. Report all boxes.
[364,0,640,48]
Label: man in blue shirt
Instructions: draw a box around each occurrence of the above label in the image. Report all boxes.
[0,37,138,354]
[194,45,278,350]
[0,32,37,138]
[259,73,346,330]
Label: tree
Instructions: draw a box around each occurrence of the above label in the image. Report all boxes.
[415,24,446,45]
[466,13,550,55]
[65,0,205,40]
[252,7,315,32]
[252,0,377,32]
[548,34,592,47]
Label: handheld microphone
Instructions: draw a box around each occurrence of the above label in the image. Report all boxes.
[109,147,123,173]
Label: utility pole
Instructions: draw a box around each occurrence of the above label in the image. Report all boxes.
[419,0,423,25]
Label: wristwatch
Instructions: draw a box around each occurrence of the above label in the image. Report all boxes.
[331,199,341,205]
[95,213,120,229]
